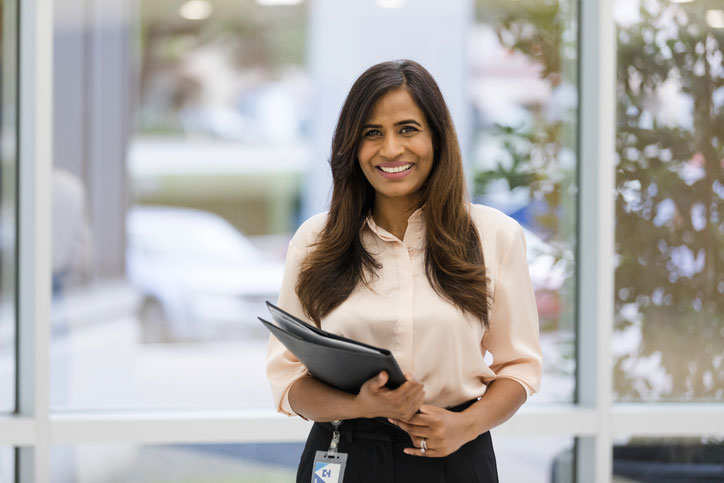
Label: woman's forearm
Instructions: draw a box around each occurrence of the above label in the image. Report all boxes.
[288,372,426,422]
[461,378,527,441]
[288,376,363,422]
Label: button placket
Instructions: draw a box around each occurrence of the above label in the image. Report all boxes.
[395,241,415,374]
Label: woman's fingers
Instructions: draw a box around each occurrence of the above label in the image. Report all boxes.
[388,418,423,435]
[402,436,439,457]
[360,371,390,396]
[358,372,425,420]
[394,380,424,416]
[401,378,423,392]
[388,418,422,437]
[404,445,437,457]
[391,410,431,426]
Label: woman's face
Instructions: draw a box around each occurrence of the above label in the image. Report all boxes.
[357,88,435,207]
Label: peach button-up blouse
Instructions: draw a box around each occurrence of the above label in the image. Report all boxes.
[266,203,542,416]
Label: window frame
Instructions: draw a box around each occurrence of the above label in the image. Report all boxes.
[1,1,723,482]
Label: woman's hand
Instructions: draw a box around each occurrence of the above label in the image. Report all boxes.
[388,405,473,458]
[354,371,425,420]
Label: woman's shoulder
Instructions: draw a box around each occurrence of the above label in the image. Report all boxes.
[467,203,526,263]
[289,211,329,250]
[468,203,522,237]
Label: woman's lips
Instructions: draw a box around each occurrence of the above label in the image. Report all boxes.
[376,162,414,179]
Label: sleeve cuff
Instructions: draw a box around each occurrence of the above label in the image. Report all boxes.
[279,374,310,420]
[486,374,537,401]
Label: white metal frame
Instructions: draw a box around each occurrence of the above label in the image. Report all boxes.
[15,0,52,480]
[576,0,616,480]
[3,0,724,482]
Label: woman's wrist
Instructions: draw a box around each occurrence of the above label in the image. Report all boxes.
[289,376,359,421]
[460,404,491,442]
[350,393,372,419]
[460,379,528,441]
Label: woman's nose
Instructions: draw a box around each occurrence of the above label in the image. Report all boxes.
[380,135,404,159]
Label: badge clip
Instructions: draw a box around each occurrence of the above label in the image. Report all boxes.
[312,420,348,483]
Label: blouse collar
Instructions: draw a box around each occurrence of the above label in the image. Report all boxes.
[363,207,425,250]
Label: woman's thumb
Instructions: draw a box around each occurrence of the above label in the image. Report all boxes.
[377,371,389,386]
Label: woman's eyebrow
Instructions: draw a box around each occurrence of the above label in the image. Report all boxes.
[362,119,422,129]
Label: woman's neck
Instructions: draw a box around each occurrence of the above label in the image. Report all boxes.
[372,196,421,241]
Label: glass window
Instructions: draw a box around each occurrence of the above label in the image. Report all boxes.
[494,436,574,483]
[612,436,724,482]
[51,443,303,482]
[474,0,579,403]
[51,0,579,410]
[0,0,18,413]
[613,0,724,402]
[51,0,306,410]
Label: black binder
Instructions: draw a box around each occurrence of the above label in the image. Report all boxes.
[261,301,406,394]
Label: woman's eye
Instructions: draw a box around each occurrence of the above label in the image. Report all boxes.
[364,130,381,138]
[400,125,418,134]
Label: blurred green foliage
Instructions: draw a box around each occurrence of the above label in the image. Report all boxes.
[474,0,577,240]
[613,2,724,401]
[473,0,578,345]
[139,0,306,71]
[479,0,724,401]
[136,0,306,134]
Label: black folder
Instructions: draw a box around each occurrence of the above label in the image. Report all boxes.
[261,301,406,394]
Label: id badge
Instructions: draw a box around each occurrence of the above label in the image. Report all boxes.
[312,450,347,483]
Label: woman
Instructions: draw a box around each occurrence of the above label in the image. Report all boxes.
[266,59,542,482]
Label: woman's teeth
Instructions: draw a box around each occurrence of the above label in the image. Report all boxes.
[378,164,413,173]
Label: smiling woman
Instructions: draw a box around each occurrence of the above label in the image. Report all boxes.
[294,60,493,329]
[266,60,542,483]
[357,89,434,219]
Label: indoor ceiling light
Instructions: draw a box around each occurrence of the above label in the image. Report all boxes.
[179,0,213,20]
[671,0,695,4]
[706,9,724,29]
[377,0,406,8]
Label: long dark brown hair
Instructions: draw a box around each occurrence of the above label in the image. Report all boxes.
[297,60,490,327]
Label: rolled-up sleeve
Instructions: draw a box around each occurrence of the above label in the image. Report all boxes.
[265,240,311,417]
[482,223,543,398]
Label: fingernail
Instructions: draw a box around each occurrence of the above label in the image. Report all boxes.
[388,418,394,424]
[403,449,411,455]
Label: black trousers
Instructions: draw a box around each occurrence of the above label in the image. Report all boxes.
[296,400,498,483]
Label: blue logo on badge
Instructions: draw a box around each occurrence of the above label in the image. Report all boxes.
[314,461,341,483]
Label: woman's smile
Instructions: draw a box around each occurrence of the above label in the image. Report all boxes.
[376,162,415,178]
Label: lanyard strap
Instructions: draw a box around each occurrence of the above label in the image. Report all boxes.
[327,420,342,456]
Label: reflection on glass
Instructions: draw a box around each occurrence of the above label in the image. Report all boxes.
[494,436,574,483]
[0,446,14,483]
[612,436,724,482]
[473,0,579,403]
[126,206,283,342]
[51,0,306,409]
[613,0,724,402]
[51,443,303,482]
[0,0,18,413]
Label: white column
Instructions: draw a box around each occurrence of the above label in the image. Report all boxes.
[17,0,54,480]
[577,0,616,481]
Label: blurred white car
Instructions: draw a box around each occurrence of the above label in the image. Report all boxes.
[126,206,284,342]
